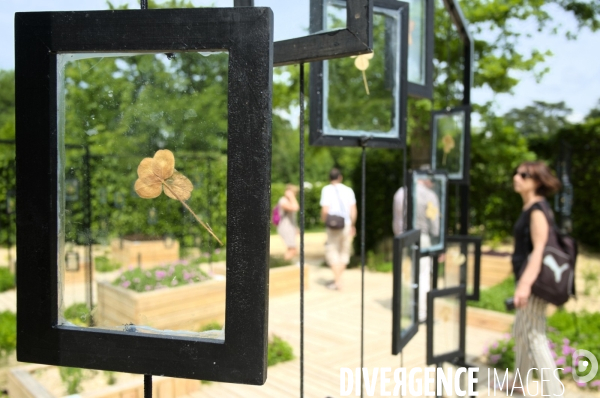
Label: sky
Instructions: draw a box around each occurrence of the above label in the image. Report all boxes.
[2,0,599,122]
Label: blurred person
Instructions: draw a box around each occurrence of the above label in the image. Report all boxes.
[320,168,357,290]
[510,161,562,396]
[277,184,300,261]
[393,173,440,322]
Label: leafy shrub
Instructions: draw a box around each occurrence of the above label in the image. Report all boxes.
[113,261,210,292]
[94,256,121,273]
[104,371,116,385]
[366,250,392,273]
[0,311,16,358]
[195,249,226,263]
[269,256,293,269]
[59,367,84,395]
[0,267,15,292]
[485,311,600,388]
[64,302,92,326]
[268,335,294,366]
[467,276,515,313]
[199,321,222,332]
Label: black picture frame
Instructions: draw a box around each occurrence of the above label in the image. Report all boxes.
[447,235,481,301]
[430,105,471,185]
[407,170,448,255]
[235,0,373,66]
[16,8,273,384]
[426,286,466,365]
[392,229,421,354]
[405,0,434,99]
[309,0,408,148]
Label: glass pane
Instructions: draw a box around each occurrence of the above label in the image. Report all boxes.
[57,51,228,341]
[255,0,311,41]
[323,1,401,138]
[432,293,460,357]
[433,111,465,179]
[406,0,426,85]
[443,243,463,288]
[400,244,416,333]
[412,174,446,253]
[466,242,476,297]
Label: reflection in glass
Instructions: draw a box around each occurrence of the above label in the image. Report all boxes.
[56,51,229,340]
[442,243,464,288]
[411,173,447,254]
[323,1,401,138]
[432,111,466,179]
[432,293,460,357]
[255,0,310,41]
[405,0,426,85]
[400,245,416,333]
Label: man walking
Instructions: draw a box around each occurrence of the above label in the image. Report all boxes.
[320,168,357,291]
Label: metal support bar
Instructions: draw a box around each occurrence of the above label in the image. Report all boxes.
[299,62,306,398]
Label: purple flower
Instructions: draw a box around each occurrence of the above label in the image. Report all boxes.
[214,249,221,254]
[155,270,166,279]
[183,272,192,281]
[563,338,570,345]
[548,341,556,349]
[563,367,572,373]
[202,252,210,258]
[121,281,131,288]
[128,265,134,271]
[555,357,566,366]
[180,259,189,265]
[482,345,489,355]
[562,345,571,356]
[576,381,586,388]
[489,354,501,364]
[133,277,140,283]
[551,350,557,359]
[590,380,600,388]
[145,285,151,291]
[503,333,511,340]
[492,342,499,349]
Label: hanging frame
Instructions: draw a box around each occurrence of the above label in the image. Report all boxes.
[235,0,373,66]
[446,235,481,301]
[309,0,408,148]
[405,0,434,98]
[407,170,448,255]
[392,229,421,354]
[16,8,273,384]
[430,105,471,184]
[426,285,466,365]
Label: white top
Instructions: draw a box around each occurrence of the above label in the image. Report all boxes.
[392,187,405,236]
[320,183,356,226]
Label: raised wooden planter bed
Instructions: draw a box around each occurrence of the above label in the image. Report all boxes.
[480,253,512,287]
[96,264,309,332]
[110,237,180,269]
[8,364,201,398]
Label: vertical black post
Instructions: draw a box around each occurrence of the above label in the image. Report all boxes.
[6,164,11,270]
[360,145,367,398]
[144,374,152,398]
[299,63,305,398]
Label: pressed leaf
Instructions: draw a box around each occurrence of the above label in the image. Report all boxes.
[137,157,155,181]
[152,149,175,180]
[134,178,162,199]
[164,171,193,201]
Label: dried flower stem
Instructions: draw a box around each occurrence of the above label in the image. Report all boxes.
[362,70,370,95]
[161,179,224,246]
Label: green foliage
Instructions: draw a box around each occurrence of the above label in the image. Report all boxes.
[59,367,85,395]
[504,101,572,138]
[582,268,599,296]
[199,321,222,332]
[268,256,293,269]
[486,310,600,386]
[267,335,294,367]
[104,371,117,385]
[0,311,16,358]
[467,276,516,313]
[0,267,15,292]
[113,261,210,292]
[366,250,393,273]
[94,256,122,273]
[64,302,92,326]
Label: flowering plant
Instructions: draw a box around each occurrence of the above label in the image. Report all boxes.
[113,260,210,293]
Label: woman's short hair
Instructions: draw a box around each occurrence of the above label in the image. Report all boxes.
[520,161,561,197]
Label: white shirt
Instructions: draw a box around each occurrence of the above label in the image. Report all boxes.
[320,183,356,226]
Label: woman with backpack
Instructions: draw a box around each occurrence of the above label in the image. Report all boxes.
[510,161,563,396]
[275,184,300,261]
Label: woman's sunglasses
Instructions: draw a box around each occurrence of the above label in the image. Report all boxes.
[513,169,532,179]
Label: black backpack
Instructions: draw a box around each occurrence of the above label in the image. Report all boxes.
[522,201,577,306]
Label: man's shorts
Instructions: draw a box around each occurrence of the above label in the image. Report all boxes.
[325,225,353,266]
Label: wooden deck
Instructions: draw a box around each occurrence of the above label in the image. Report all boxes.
[187,263,506,398]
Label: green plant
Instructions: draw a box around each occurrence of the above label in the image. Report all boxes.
[63,302,92,326]
[267,335,294,367]
[0,267,15,292]
[104,371,117,385]
[113,260,210,293]
[94,256,122,273]
[467,276,515,313]
[0,311,16,358]
[268,255,293,269]
[199,322,222,332]
[59,367,85,395]
[582,268,599,296]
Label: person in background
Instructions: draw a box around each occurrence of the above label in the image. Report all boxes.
[511,161,562,396]
[277,184,300,261]
[320,168,357,291]
[392,173,440,322]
